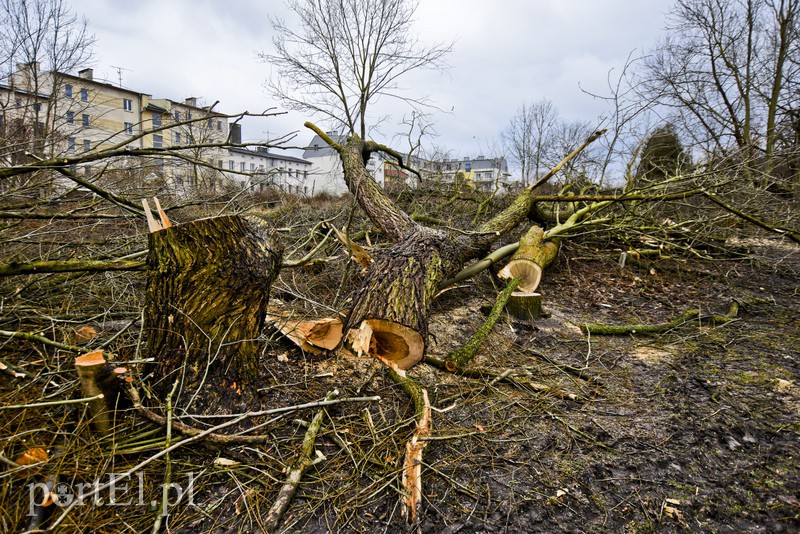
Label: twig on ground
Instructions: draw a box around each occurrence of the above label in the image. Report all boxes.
[263,390,337,532]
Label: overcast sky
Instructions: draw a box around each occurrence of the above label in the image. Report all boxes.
[68,0,675,159]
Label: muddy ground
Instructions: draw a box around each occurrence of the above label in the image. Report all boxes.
[1,220,799,533]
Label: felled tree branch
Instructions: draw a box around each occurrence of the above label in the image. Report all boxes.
[0,258,146,277]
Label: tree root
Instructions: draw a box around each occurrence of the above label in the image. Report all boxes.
[580,299,761,336]
[424,356,579,401]
[386,367,431,525]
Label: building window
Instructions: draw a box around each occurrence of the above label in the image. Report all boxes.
[68,137,76,151]
[174,111,180,121]
[153,134,163,148]
[209,178,216,190]
[66,112,74,124]
[124,122,133,135]
[217,120,222,131]
[65,85,73,97]
[83,139,90,152]
[123,98,132,112]
[15,98,21,108]
[152,112,162,127]
[84,165,92,176]
[185,111,192,121]
[175,175,183,187]
[174,132,181,144]
[228,160,234,170]
[207,118,213,128]
[80,88,88,102]
[250,163,255,171]
[33,103,42,112]
[240,162,245,172]
[81,114,90,127]
[259,164,265,172]
[218,160,223,169]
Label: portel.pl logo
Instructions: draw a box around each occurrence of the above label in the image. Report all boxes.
[27,472,196,516]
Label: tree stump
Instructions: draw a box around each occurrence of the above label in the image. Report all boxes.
[144,214,282,403]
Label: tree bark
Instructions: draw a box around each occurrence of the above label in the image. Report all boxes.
[145,215,282,401]
[346,228,460,369]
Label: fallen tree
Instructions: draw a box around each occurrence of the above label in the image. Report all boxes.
[309,124,606,370]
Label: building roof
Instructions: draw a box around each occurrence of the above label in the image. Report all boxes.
[302,132,347,159]
[229,146,311,165]
[469,157,509,172]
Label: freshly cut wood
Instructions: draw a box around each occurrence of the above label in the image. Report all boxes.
[74,351,113,433]
[497,226,558,293]
[498,226,556,321]
[348,319,424,370]
[268,315,344,354]
[145,214,282,400]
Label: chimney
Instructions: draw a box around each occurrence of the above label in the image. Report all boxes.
[17,61,40,73]
[78,68,93,80]
[229,123,242,144]
[185,97,197,107]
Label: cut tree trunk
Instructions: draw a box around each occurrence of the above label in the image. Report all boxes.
[498,226,557,321]
[145,214,282,402]
[304,124,601,370]
[345,228,466,369]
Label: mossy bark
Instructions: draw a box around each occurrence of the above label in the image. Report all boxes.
[345,228,464,367]
[145,215,282,400]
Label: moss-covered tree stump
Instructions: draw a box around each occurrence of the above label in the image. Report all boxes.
[145,215,282,403]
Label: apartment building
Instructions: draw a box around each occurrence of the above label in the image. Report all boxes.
[302,131,391,195]
[1,62,229,193]
[226,146,313,195]
[425,156,512,191]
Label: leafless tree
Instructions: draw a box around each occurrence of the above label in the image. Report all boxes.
[502,99,559,187]
[0,0,95,150]
[263,0,451,139]
[639,0,799,182]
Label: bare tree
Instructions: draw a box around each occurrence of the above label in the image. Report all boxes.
[639,0,799,182]
[263,0,450,139]
[0,0,95,154]
[502,99,559,187]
